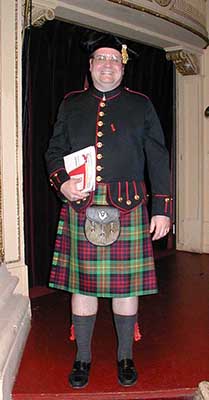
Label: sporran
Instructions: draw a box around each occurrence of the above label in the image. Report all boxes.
[84,206,120,246]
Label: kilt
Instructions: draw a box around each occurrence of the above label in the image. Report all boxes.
[49,185,157,297]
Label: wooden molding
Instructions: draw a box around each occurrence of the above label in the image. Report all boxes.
[166,49,200,75]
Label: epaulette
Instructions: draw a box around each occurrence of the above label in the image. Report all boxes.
[124,87,149,100]
[64,87,88,100]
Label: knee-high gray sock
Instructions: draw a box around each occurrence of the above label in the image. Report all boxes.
[72,314,96,363]
[114,313,137,362]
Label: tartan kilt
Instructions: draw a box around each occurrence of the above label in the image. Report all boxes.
[49,185,157,297]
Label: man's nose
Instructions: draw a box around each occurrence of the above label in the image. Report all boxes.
[103,59,112,67]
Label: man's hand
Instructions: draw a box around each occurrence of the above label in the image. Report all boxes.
[150,215,170,241]
[60,178,89,202]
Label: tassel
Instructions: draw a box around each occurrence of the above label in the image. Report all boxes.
[134,322,142,341]
[69,324,75,341]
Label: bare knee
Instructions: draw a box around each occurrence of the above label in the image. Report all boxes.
[112,296,138,315]
[71,293,98,316]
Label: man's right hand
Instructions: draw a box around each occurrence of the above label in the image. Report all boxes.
[60,178,89,202]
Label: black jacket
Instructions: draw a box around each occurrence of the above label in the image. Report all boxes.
[45,85,172,216]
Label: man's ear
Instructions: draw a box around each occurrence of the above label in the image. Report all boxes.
[89,58,93,71]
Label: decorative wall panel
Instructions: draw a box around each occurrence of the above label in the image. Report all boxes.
[107,0,208,47]
[171,0,206,32]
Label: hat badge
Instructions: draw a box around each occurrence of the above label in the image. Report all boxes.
[121,44,129,64]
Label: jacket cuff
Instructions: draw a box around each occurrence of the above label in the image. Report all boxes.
[151,194,172,218]
[49,168,69,191]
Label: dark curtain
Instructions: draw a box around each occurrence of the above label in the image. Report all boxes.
[23,20,174,288]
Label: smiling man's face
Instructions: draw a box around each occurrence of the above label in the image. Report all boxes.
[89,47,124,92]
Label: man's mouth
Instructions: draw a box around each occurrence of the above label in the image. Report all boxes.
[101,69,113,74]
[101,72,113,77]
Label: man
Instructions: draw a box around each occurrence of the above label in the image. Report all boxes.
[45,33,171,389]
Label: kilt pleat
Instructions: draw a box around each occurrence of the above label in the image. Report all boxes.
[49,185,157,297]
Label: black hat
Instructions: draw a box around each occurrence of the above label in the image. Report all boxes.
[81,32,137,64]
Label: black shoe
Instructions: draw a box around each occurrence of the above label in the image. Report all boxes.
[118,358,138,387]
[69,360,91,389]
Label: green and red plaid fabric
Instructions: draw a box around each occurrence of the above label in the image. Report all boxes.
[49,185,157,297]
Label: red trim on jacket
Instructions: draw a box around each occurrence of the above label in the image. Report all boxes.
[64,88,87,100]
[124,87,149,100]
[152,194,170,198]
[49,167,66,178]
[92,91,121,101]
[106,183,146,214]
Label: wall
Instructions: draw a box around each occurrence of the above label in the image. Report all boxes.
[0,1,31,399]
[203,45,209,253]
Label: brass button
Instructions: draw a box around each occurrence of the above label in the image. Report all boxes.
[96,165,103,172]
[118,197,123,203]
[100,102,106,108]
[134,194,140,201]
[97,121,103,127]
[126,200,132,206]
[82,198,87,202]
[76,200,81,204]
[99,111,105,117]
[97,131,103,137]
[96,141,103,148]
[97,153,103,160]
[96,176,102,182]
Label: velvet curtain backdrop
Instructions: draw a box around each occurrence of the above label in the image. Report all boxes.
[23,20,174,288]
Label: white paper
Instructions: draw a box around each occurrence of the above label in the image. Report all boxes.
[64,146,96,192]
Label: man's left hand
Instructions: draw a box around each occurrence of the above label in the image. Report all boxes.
[150,215,170,241]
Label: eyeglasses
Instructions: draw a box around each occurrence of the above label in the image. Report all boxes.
[92,54,122,64]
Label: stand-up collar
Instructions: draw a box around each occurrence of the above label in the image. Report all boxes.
[91,85,122,101]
